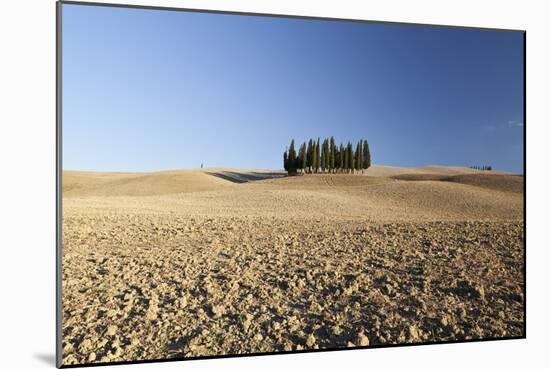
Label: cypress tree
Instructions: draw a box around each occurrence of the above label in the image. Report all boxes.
[315,138,320,173]
[321,140,325,173]
[312,141,317,173]
[307,139,313,173]
[361,142,364,171]
[325,139,329,172]
[288,139,297,174]
[283,149,288,172]
[300,142,307,173]
[363,139,371,170]
[352,144,359,171]
[330,136,335,173]
[320,139,325,173]
[334,145,339,173]
[338,143,344,172]
[348,141,354,173]
[323,138,328,173]
[356,141,362,172]
[296,145,302,171]
[344,144,349,172]
[346,144,350,173]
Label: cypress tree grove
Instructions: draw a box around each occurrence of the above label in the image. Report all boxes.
[283,137,372,175]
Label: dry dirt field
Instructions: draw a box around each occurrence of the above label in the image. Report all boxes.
[61,165,525,365]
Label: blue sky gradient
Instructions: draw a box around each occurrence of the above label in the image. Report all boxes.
[62,4,524,173]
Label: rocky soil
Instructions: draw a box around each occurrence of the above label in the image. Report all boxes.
[62,214,524,365]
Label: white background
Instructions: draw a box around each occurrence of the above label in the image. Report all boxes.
[0,0,548,368]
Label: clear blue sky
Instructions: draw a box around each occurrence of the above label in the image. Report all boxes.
[62,4,524,173]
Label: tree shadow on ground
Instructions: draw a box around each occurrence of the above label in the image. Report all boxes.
[206,171,286,184]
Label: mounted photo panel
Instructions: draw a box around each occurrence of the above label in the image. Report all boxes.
[57,1,525,367]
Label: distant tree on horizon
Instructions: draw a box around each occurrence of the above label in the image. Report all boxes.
[470,165,492,171]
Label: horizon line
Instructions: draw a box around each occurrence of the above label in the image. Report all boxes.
[62,163,523,175]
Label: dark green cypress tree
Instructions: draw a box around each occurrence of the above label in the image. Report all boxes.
[339,143,344,173]
[345,143,349,173]
[319,140,325,173]
[325,139,329,173]
[312,140,317,173]
[320,139,325,173]
[306,139,313,173]
[363,139,371,170]
[299,143,303,171]
[356,141,362,172]
[352,144,359,171]
[344,144,349,172]
[325,139,329,172]
[288,139,297,174]
[315,138,320,173]
[348,142,355,173]
[334,145,339,173]
[358,140,363,173]
[300,142,307,173]
[283,149,288,172]
[330,137,335,173]
[324,138,329,173]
